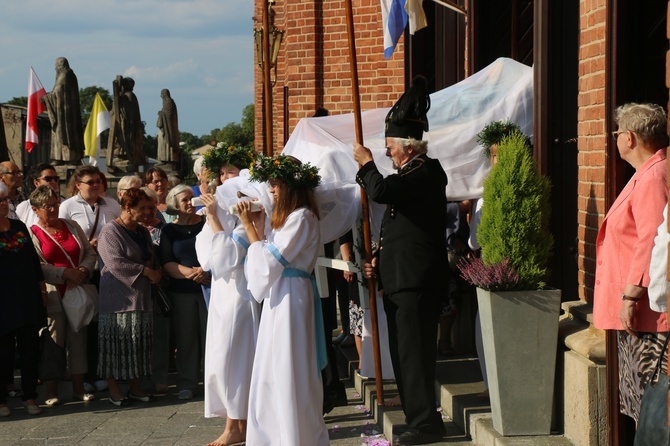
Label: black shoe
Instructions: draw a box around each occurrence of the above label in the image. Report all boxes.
[393,428,443,445]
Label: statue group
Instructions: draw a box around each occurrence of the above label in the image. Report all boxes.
[107,75,144,171]
[40,57,180,170]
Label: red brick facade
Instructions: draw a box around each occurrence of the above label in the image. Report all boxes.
[253,0,405,153]
[576,0,607,302]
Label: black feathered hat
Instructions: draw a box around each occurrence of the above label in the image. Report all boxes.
[385,75,431,140]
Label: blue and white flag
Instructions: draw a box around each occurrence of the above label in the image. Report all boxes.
[381,0,427,59]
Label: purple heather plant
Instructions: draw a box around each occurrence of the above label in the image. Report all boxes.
[458,257,520,291]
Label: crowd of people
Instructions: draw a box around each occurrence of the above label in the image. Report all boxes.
[1,93,670,446]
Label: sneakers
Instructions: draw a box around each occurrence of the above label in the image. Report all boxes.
[177,389,193,400]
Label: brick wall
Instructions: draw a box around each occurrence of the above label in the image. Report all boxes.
[576,0,607,302]
[254,0,405,154]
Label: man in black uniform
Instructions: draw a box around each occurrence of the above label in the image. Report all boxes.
[353,76,448,445]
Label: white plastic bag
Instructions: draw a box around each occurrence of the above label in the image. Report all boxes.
[61,284,98,332]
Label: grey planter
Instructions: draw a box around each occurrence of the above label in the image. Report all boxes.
[476,287,562,436]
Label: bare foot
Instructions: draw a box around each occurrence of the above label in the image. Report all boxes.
[383,395,401,406]
[207,430,245,446]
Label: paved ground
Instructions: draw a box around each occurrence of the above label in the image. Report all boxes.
[0,377,389,446]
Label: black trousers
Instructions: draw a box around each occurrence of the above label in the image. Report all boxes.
[384,288,443,431]
[0,325,40,403]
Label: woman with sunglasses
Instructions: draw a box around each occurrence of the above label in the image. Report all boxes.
[59,165,121,252]
[16,163,62,228]
[28,185,97,405]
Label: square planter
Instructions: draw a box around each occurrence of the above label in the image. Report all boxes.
[476,287,562,436]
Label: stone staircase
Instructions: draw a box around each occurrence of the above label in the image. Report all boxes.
[339,346,578,445]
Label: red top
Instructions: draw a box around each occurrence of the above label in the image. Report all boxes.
[32,222,80,297]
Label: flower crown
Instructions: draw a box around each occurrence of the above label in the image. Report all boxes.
[203,143,257,179]
[249,154,321,190]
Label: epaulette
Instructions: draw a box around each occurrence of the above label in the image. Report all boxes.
[399,156,425,176]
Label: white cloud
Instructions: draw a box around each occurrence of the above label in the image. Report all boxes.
[0,0,254,136]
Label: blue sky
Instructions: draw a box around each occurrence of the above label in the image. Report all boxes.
[0,0,255,137]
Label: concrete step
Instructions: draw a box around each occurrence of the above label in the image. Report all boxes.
[353,354,576,446]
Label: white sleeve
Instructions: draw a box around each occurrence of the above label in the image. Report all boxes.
[195,205,245,279]
[648,204,669,313]
[244,209,314,303]
[468,198,483,251]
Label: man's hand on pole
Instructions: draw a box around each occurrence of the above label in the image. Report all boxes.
[353,142,373,166]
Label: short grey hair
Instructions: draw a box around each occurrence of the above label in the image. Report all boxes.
[193,157,205,175]
[165,184,193,215]
[392,137,428,155]
[117,175,142,192]
[140,186,158,203]
[615,103,669,149]
[30,185,58,208]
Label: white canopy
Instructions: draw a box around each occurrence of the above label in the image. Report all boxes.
[282,57,534,244]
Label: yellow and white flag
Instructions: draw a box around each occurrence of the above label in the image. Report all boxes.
[84,93,111,159]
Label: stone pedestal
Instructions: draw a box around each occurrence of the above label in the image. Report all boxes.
[558,301,606,446]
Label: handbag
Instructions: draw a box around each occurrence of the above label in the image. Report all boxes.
[62,284,98,332]
[152,284,172,316]
[634,335,670,446]
[37,327,66,381]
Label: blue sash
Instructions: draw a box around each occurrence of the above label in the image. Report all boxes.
[268,244,327,372]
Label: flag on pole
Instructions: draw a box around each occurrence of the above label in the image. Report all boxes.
[83,92,111,159]
[26,67,46,152]
[381,0,427,59]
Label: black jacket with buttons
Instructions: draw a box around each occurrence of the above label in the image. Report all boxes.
[356,154,449,295]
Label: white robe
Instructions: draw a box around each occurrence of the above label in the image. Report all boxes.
[245,207,329,446]
[196,206,260,419]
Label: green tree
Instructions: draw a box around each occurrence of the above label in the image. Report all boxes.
[79,86,113,126]
[214,104,254,148]
[7,97,27,106]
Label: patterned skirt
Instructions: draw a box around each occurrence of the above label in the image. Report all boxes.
[617,330,668,422]
[98,311,153,380]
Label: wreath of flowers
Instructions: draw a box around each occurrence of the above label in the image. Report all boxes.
[249,154,321,190]
[203,143,257,180]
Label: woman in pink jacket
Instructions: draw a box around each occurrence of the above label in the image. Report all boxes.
[593,103,669,423]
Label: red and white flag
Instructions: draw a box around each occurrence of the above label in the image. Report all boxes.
[26,67,46,152]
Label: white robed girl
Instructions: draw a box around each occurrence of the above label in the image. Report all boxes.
[238,155,329,446]
[195,150,262,446]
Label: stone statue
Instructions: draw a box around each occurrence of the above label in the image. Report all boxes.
[156,89,179,166]
[42,57,84,164]
[107,75,144,170]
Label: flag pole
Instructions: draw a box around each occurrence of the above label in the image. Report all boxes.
[344,0,384,405]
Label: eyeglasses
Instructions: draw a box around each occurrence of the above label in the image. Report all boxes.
[39,202,60,211]
[0,197,9,203]
[151,178,167,185]
[612,130,625,139]
[39,176,60,183]
[1,171,22,176]
[79,179,102,186]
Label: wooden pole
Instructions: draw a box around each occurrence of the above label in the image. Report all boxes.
[262,0,274,156]
[344,0,384,405]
